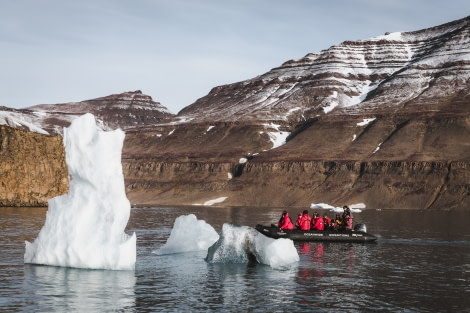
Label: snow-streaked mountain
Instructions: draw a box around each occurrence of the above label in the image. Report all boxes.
[178,15,470,122]
[27,90,174,133]
[0,90,174,134]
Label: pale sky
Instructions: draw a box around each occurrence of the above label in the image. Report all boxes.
[2,0,469,114]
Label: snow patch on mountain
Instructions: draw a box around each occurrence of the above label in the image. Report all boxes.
[261,123,290,149]
[0,110,49,134]
[357,118,376,126]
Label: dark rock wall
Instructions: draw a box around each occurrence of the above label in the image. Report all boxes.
[123,159,469,210]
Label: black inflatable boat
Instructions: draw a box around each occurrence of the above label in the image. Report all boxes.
[255,224,377,243]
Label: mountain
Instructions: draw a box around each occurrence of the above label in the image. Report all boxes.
[28,90,175,133]
[177,16,470,122]
[122,16,470,210]
[2,16,470,210]
[0,90,174,134]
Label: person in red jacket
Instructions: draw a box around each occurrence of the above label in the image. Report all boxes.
[311,212,324,231]
[278,211,294,230]
[299,210,311,231]
[294,212,302,229]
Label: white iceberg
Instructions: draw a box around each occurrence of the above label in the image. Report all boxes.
[24,113,136,270]
[206,223,299,269]
[310,202,364,213]
[154,214,219,255]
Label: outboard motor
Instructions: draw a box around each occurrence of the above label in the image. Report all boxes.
[354,223,367,233]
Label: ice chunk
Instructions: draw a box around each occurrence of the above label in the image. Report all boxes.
[310,202,364,213]
[24,113,136,270]
[206,223,299,269]
[154,214,219,255]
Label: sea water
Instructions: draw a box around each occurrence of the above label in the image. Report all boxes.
[1,206,469,312]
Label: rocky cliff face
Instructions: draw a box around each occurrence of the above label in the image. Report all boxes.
[122,110,470,210]
[123,160,469,210]
[0,125,68,206]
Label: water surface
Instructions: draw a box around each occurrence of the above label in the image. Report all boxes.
[1,206,469,312]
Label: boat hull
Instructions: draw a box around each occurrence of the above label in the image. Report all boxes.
[255,224,377,243]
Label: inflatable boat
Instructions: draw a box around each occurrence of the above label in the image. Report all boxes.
[255,223,377,243]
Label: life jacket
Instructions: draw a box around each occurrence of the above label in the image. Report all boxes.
[300,214,311,231]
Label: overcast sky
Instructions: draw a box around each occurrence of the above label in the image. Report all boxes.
[2,0,469,113]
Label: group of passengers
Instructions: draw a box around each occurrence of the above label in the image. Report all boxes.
[277,206,353,231]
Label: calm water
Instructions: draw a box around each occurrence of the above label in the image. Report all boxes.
[1,206,469,312]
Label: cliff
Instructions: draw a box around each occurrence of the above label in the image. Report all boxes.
[122,110,470,210]
[0,125,68,206]
[124,159,469,210]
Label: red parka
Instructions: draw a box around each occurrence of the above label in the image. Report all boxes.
[311,216,324,231]
[279,212,294,230]
[299,213,312,231]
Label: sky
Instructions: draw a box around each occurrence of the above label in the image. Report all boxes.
[2,0,470,114]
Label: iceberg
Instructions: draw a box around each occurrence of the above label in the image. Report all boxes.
[24,113,136,270]
[206,223,299,269]
[310,202,364,213]
[154,214,219,255]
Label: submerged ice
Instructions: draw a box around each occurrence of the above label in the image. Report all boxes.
[206,223,299,269]
[24,113,136,270]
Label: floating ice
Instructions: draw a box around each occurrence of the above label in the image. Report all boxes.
[206,223,299,269]
[24,113,136,270]
[154,214,219,255]
[310,202,364,213]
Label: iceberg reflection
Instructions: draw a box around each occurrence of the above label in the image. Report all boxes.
[23,264,136,312]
